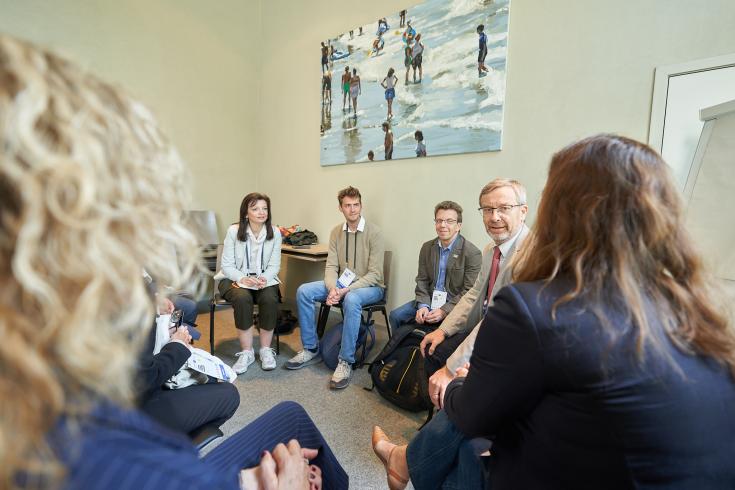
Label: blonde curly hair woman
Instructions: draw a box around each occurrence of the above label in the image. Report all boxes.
[1,35,345,490]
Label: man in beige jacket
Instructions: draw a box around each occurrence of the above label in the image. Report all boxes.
[287,186,385,389]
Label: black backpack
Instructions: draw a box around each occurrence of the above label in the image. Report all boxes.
[368,325,433,412]
[320,320,376,370]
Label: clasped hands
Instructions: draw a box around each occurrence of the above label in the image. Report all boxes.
[240,440,322,490]
[325,287,349,306]
[415,306,447,325]
[237,275,268,289]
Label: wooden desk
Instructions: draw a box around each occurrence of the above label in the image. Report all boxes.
[279,244,327,305]
[281,243,328,262]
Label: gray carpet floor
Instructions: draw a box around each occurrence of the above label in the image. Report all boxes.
[199,308,423,489]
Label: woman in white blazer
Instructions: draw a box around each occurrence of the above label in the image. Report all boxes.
[219,193,282,372]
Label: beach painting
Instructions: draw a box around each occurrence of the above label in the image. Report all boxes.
[320,0,510,166]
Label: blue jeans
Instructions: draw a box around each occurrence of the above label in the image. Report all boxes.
[388,300,418,331]
[173,294,198,326]
[297,281,384,363]
[406,409,488,490]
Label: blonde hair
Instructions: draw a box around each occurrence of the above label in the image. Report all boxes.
[514,134,735,376]
[478,178,527,206]
[0,35,199,487]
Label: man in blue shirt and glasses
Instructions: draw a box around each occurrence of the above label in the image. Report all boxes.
[389,201,482,332]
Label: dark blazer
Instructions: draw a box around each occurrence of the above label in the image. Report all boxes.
[414,234,482,314]
[136,319,191,404]
[445,279,735,490]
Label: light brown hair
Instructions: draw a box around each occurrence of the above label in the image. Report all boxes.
[514,134,735,376]
[337,186,361,205]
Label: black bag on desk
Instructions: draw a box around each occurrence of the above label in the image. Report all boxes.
[368,325,433,412]
[284,230,318,246]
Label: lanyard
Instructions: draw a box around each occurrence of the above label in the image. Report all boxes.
[343,229,358,269]
[245,239,266,274]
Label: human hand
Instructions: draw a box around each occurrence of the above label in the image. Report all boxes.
[325,287,340,305]
[425,308,447,324]
[271,440,311,489]
[238,277,259,288]
[415,307,430,324]
[170,326,192,345]
[240,446,321,490]
[419,328,446,357]
[428,365,455,409]
[157,296,175,315]
[454,362,470,378]
[257,276,267,289]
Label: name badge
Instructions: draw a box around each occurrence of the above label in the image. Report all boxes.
[430,290,448,310]
[337,268,356,288]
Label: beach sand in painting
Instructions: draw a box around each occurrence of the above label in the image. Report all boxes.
[320,0,509,166]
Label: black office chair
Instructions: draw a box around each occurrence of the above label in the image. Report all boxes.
[209,244,280,355]
[315,251,393,347]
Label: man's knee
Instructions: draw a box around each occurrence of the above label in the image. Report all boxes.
[342,291,363,310]
[297,281,322,302]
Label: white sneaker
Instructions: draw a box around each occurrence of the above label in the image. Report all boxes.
[330,359,352,390]
[259,347,277,371]
[232,349,255,374]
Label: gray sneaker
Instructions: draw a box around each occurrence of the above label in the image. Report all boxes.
[330,359,352,390]
[285,348,322,370]
[232,349,255,374]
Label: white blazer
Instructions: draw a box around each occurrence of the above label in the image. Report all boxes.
[220,224,281,287]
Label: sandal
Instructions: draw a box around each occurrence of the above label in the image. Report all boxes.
[372,426,409,490]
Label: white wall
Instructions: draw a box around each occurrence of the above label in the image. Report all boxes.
[3,0,735,309]
[255,0,735,308]
[0,0,261,236]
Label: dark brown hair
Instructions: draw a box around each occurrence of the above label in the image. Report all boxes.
[434,200,463,223]
[237,193,274,241]
[514,134,735,376]
[337,186,361,205]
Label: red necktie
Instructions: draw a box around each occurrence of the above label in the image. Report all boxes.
[486,246,501,305]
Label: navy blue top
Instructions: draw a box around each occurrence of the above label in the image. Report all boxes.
[445,279,735,489]
[49,403,238,489]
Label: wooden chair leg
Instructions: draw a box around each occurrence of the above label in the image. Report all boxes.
[209,303,216,354]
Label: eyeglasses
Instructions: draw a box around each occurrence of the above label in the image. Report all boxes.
[478,204,523,216]
[434,218,458,225]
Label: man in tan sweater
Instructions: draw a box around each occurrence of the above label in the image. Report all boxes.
[287,186,385,389]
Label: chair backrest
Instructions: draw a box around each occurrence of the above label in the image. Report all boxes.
[383,250,392,295]
[185,210,219,246]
